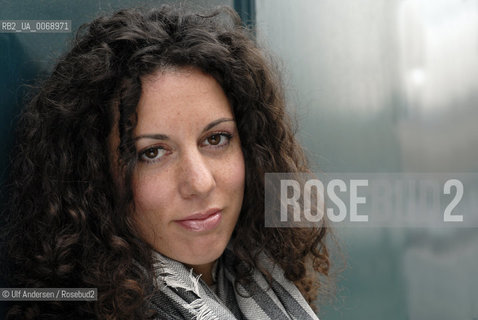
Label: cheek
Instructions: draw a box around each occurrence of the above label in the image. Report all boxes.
[132,172,170,220]
[131,172,174,246]
[221,150,246,194]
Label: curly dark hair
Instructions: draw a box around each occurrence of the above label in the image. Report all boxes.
[0,5,330,319]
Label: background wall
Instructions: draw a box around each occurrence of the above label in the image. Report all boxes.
[256,0,478,319]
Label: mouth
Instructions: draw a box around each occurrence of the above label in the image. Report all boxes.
[174,208,222,232]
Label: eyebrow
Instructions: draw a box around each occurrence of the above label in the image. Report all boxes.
[134,117,235,141]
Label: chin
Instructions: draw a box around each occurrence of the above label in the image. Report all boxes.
[183,239,227,266]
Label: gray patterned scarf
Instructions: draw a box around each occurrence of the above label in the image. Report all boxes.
[148,248,320,320]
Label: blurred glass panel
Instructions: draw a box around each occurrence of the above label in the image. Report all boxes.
[257,0,478,319]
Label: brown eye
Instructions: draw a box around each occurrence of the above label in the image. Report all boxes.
[144,148,159,159]
[207,134,221,145]
[139,147,166,162]
[203,133,232,148]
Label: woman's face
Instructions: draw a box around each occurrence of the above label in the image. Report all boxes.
[131,67,245,273]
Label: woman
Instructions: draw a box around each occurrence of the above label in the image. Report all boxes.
[1,5,330,319]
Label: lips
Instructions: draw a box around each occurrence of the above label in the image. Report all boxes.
[174,208,222,232]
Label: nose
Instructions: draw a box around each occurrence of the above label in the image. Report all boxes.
[177,149,216,199]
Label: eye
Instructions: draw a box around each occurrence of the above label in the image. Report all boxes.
[138,146,167,163]
[203,133,232,147]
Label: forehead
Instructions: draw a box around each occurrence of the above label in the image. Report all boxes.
[135,67,233,134]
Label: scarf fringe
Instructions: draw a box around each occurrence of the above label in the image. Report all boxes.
[156,261,201,296]
[184,298,220,320]
[155,258,218,319]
